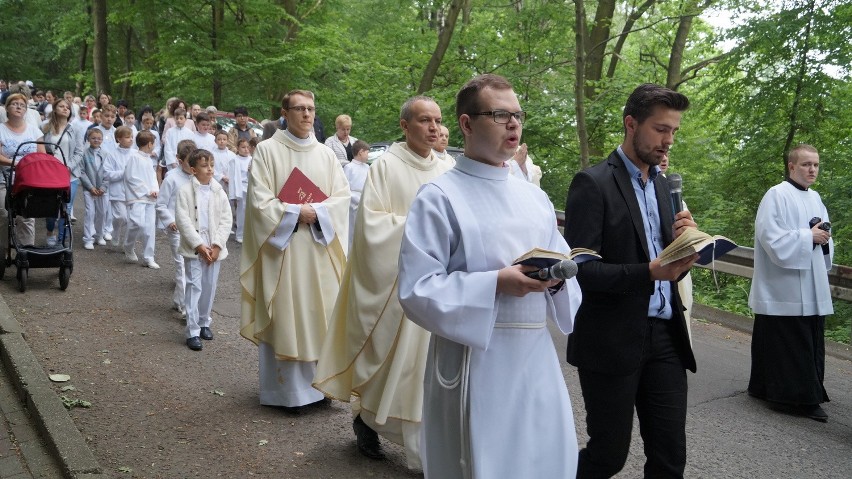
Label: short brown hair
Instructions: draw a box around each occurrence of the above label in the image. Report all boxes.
[352,140,370,156]
[188,148,213,168]
[115,125,133,139]
[787,144,818,165]
[177,139,197,161]
[281,89,314,109]
[101,104,117,115]
[456,74,513,120]
[136,130,155,148]
[623,84,689,125]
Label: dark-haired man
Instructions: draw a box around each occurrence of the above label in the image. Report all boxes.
[227,105,257,152]
[565,83,698,478]
[399,74,582,478]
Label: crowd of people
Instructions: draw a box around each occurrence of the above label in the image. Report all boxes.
[0,75,834,478]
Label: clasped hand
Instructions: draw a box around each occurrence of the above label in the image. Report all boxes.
[299,204,317,224]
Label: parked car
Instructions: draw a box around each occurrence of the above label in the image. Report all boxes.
[367,142,463,164]
[214,112,264,138]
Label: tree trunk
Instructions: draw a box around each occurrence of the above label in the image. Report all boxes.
[212,0,224,107]
[76,39,88,97]
[122,24,133,101]
[666,0,712,90]
[418,0,465,94]
[583,0,616,100]
[92,0,110,95]
[574,0,590,170]
[606,0,657,79]
[782,0,816,170]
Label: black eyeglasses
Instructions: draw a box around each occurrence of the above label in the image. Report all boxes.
[287,106,316,113]
[470,110,526,125]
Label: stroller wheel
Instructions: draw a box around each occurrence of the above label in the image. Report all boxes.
[17,268,27,293]
[59,267,71,291]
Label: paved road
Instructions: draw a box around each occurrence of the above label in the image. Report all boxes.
[0,211,849,478]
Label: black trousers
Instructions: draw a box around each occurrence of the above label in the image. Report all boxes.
[577,318,688,479]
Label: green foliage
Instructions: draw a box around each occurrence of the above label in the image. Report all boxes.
[693,269,851,344]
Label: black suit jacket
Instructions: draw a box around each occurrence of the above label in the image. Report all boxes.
[564,150,696,375]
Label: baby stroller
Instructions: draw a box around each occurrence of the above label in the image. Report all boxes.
[1,141,73,292]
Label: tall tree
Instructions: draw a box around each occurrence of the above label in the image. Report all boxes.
[418,0,466,94]
[92,0,110,94]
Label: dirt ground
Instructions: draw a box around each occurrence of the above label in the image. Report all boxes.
[1,210,420,478]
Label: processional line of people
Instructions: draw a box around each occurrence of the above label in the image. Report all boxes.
[233,74,834,479]
[0,74,835,478]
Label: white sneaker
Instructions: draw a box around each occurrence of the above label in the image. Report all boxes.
[125,250,138,262]
[145,259,160,269]
[103,233,112,241]
[83,242,94,250]
[97,238,107,246]
[46,236,57,247]
[111,236,121,246]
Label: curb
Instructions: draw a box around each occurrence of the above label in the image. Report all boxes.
[692,304,852,363]
[0,295,105,479]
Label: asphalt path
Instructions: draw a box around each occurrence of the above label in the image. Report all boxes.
[0,211,850,478]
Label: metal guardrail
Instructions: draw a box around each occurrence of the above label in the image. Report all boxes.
[555,210,852,302]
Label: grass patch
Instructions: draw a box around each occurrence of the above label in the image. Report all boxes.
[691,268,851,344]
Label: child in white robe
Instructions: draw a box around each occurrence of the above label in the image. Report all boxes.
[162,108,193,174]
[212,130,235,190]
[103,126,134,244]
[123,131,160,268]
[227,138,252,243]
[175,149,232,351]
[342,140,370,252]
[156,139,197,315]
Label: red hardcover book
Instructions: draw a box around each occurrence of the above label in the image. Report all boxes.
[277,167,328,204]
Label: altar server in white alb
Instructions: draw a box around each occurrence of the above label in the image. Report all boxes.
[123,130,160,269]
[314,96,452,467]
[398,74,582,479]
[239,89,350,412]
[749,143,834,422]
[340,140,370,251]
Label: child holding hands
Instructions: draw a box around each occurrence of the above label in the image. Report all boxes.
[175,149,232,351]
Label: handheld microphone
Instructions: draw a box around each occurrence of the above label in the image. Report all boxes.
[525,259,578,281]
[668,173,683,217]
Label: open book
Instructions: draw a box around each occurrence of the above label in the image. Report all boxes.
[513,247,601,269]
[658,228,738,266]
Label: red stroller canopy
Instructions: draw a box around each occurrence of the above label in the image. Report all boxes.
[11,152,71,197]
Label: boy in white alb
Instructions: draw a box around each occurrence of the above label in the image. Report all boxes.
[103,126,135,244]
[190,113,217,154]
[156,139,196,315]
[163,108,194,173]
[342,140,370,251]
[123,131,160,268]
[78,128,110,249]
[175,149,232,351]
[212,130,234,189]
[95,104,118,157]
[227,138,252,243]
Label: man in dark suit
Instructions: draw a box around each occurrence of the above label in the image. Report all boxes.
[564,83,699,478]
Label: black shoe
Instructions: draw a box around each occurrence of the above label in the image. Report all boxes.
[200,327,213,340]
[801,405,828,422]
[186,336,203,351]
[353,415,385,460]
